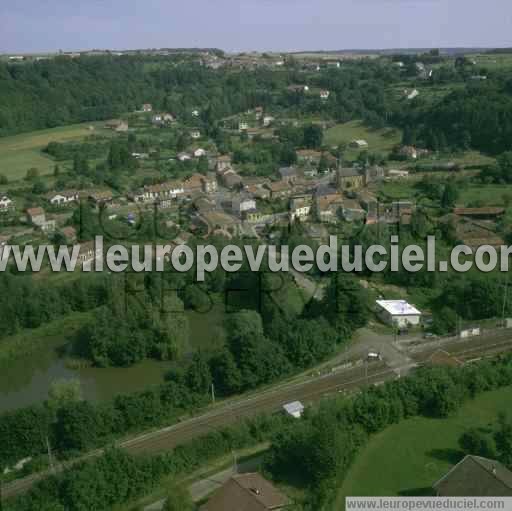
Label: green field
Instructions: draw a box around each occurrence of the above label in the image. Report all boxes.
[335,386,512,508]
[472,53,512,70]
[324,120,401,157]
[459,183,512,207]
[0,122,110,181]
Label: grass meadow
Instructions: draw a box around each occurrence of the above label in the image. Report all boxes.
[0,122,111,181]
[335,385,512,509]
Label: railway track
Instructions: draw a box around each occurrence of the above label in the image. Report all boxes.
[3,332,512,501]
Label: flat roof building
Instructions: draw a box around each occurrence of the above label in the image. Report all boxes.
[376,299,421,328]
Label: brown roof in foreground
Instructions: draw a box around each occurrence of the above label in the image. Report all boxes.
[26,207,44,216]
[453,207,505,216]
[434,455,512,497]
[202,473,291,511]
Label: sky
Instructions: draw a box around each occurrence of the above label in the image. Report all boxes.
[0,0,511,54]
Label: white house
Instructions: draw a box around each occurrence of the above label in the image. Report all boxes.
[239,121,249,132]
[190,129,201,140]
[232,194,256,215]
[46,190,79,206]
[289,196,312,221]
[376,300,422,328]
[350,139,369,149]
[135,181,185,203]
[263,115,275,127]
[193,148,207,158]
[320,90,330,100]
[283,401,305,419]
[0,195,13,211]
[406,89,420,100]
[177,152,192,162]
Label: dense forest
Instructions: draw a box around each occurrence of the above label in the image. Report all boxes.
[0,54,398,137]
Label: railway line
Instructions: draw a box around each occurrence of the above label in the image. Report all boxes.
[3,329,512,501]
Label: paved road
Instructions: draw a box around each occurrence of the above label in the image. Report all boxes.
[3,329,512,501]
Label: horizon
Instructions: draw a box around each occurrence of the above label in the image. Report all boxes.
[1,0,511,55]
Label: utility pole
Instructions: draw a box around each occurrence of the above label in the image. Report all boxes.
[232,449,238,474]
[501,272,510,327]
[46,436,55,473]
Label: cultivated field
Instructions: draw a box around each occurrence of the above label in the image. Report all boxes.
[0,122,110,181]
[324,120,401,157]
[335,385,512,508]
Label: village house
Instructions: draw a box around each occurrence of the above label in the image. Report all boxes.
[266,181,292,200]
[131,152,149,160]
[194,197,216,215]
[151,113,174,126]
[201,173,218,194]
[254,106,264,120]
[105,119,129,132]
[193,147,207,158]
[287,84,309,93]
[61,226,77,244]
[238,120,249,132]
[183,174,204,195]
[365,165,385,184]
[190,129,201,140]
[398,145,430,160]
[433,455,512,497]
[216,155,232,172]
[219,168,242,189]
[387,169,409,180]
[135,181,185,203]
[405,88,420,100]
[337,168,365,191]
[88,190,114,209]
[289,195,312,221]
[245,183,270,200]
[320,89,330,100]
[232,193,257,217]
[296,149,322,165]
[315,194,344,223]
[262,115,275,127]
[350,139,368,149]
[198,211,240,235]
[78,241,102,267]
[244,209,267,223]
[278,166,299,184]
[341,199,366,221]
[358,190,379,223]
[315,184,339,201]
[0,194,14,212]
[141,103,153,112]
[200,472,291,511]
[177,152,192,162]
[26,207,56,233]
[46,190,79,206]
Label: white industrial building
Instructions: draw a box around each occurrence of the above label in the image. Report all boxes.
[376,300,422,328]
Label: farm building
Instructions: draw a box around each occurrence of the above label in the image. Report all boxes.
[376,300,422,328]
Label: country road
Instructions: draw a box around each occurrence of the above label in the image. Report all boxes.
[3,328,512,501]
